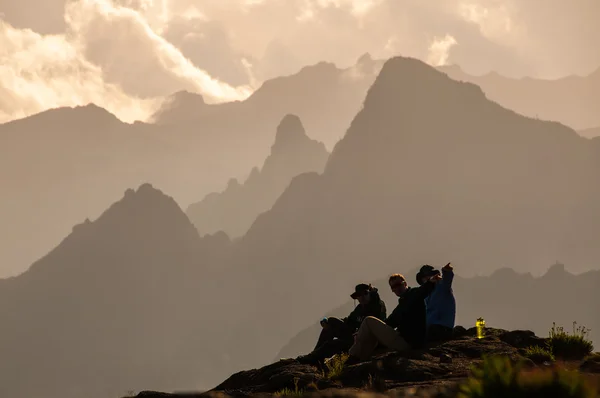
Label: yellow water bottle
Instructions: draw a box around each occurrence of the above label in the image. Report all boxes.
[476,317,485,339]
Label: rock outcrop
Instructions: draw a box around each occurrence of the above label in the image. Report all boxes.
[127,327,598,397]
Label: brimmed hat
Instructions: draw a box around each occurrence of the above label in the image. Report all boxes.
[416,265,440,285]
[350,283,371,299]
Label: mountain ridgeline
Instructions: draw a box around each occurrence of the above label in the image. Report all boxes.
[440,64,600,131]
[0,56,599,398]
[2,53,599,278]
[0,55,379,277]
[186,114,329,238]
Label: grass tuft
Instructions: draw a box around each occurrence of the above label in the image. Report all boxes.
[548,322,594,360]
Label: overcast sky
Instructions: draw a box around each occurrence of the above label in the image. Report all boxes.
[1,0,598,124]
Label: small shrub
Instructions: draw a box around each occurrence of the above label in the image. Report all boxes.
[324,353,349,379]
[274,378,304,397]
[524,345,555,364]
[548,322,594,360]
[458,355,596,398]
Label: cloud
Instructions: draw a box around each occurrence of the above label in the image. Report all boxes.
[0,20,159,123]
[0,0,252,124]
[162,17,254,86]
[427,34,458,66]
[66,0,253,99]
[1,0,599,123]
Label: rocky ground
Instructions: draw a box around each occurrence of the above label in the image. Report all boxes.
[128,327,599,397]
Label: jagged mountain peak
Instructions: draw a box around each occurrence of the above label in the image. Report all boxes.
[271,114,308,150]
[95,183,194,232]
[23,183,199,278]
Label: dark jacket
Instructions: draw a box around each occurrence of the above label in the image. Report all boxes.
[343,288,387,332]
[385,281,435,348]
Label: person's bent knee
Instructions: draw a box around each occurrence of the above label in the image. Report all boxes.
[364,316,380,327]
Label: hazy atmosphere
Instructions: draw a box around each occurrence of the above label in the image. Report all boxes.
[1,1,599,397]
[2,0,600,123]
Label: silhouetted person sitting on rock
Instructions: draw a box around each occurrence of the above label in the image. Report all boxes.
[345,273,437,364]
[297,283,386,367]
[416,263,456,342]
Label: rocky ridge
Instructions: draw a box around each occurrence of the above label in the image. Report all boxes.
[128,327,600,397]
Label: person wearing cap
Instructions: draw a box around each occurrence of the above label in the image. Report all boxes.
[416,262,456,342]
[346,273,437,364]
[297,283,386,366]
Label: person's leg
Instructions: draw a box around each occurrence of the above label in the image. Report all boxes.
[366,317,411,351]
[325,317,354,339]
[314,318,345,350]
[349,316,410,361]
[299,338,350,367]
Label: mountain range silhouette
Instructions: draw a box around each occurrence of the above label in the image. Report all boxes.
[0,56,377,276]
[2,54,599,276]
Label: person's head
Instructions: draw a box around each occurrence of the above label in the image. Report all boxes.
[389,274,408,296]
[350,283,372,305]
[416,265,441,285]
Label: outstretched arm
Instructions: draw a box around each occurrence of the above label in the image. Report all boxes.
[441,262,454,288]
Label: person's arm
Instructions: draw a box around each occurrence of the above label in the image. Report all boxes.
[441,263,454,288]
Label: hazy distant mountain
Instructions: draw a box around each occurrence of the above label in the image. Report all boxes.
[155,59,600,148]
[439,65,600,131]
[217,56,600,371]
[276,263,600,360]
[0,184,232,398]
[0,55,381,277]
[3,53,598,278]
[186,114,329,238]
[0,105,182,277]
[578,126,600,139]
[151,53,383,150]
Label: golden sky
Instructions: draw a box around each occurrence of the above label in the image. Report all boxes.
[1,0,598,124]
